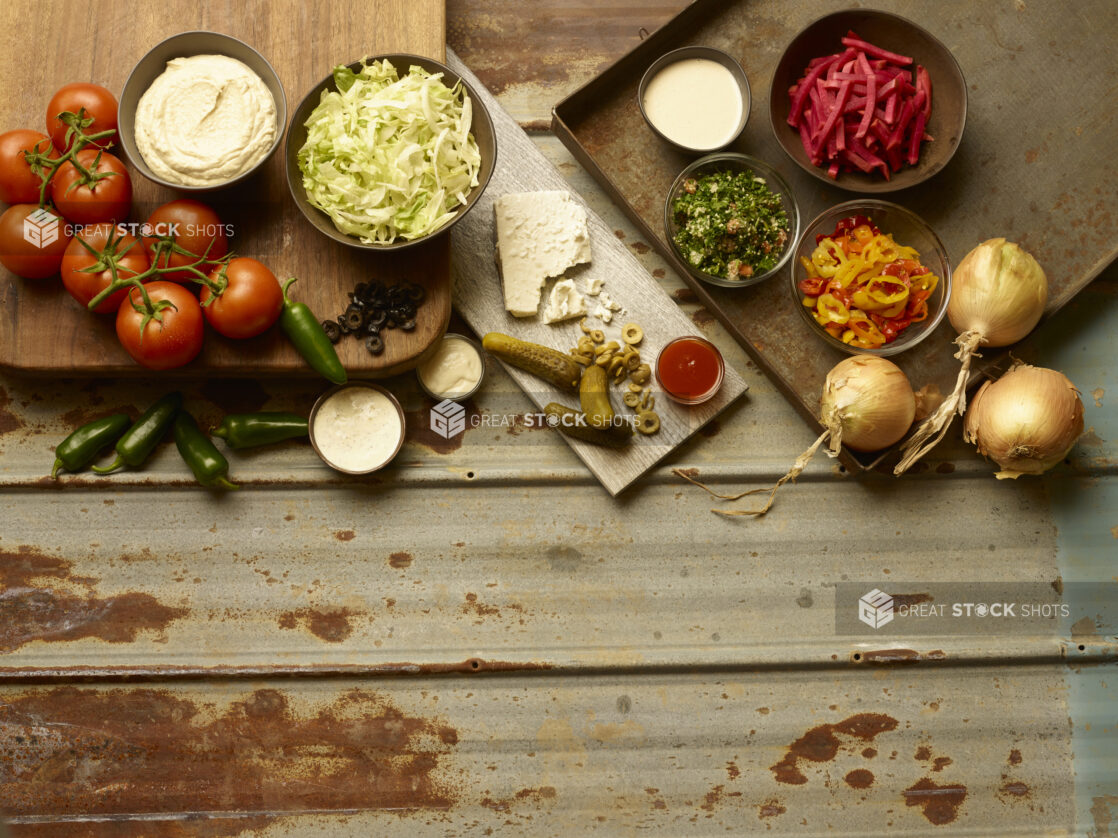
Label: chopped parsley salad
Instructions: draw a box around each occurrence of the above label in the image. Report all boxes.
[671,169,790,281]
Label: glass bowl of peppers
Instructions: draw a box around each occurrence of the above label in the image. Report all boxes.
[790,199,951,356]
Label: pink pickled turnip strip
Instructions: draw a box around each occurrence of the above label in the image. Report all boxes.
[884,90,898,122]
[798,118,818,164]
[907,110,927,165]
[842,31,913,65]
[811,79,851,153]
[835,115,846,151]
[827,162,840,179]
[886,98,914,149]
[856,71,876,139]
[915,65,932,120]
[841,147,875,173]
[788,48,854,126]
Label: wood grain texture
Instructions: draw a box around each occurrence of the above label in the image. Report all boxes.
[447,51,747,497]
[0,0,450,378]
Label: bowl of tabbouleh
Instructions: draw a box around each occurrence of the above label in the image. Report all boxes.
[664,152,799,288]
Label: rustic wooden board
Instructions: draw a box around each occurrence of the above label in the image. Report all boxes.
[448,51,747,496]
[0,0,450,378]
[552,0,1118,470]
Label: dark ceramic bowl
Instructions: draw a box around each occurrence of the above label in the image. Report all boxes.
[119,31,286,192]
[286,53,497,251]
[769,9,966,193]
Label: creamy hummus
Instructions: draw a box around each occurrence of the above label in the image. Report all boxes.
[311,385,404,473]
[418,336,483,399]
[134,54,278,187]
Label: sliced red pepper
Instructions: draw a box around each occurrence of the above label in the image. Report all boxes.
[798,276,827,296]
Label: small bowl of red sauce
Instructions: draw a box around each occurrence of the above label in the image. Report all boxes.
[655,336,725,405]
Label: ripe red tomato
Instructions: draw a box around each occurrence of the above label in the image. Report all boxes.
[0,203,72,279]
[46,83,118,152]
[61,223,150,314]
[199,257,283,339]
[116,281,204,370]
[0,130,57,204]
[51,149,131,225]
[143,199,229,283]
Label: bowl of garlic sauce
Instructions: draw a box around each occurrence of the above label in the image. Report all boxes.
[309,383,406,475]
[416,333,486,401]
[638,46,751,153]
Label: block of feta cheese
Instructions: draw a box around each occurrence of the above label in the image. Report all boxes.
[542,279,587,324]
[495,191,592,317]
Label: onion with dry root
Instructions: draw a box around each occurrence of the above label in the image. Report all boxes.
[964,363,1083,478]
[895,238,1048,474]
[675,355,915,516]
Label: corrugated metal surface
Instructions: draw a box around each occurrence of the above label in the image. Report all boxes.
[1,2,1115,834]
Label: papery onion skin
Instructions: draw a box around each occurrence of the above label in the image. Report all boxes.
[963,364,1084,479]
[948,238,1048,347]
[821,355,916,452]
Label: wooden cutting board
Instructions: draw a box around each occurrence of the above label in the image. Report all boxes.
[447,52,748,496]
[0,0,449,378]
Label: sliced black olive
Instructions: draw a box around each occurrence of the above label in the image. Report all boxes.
[344,309,365,331]
[337,315,352,335]
[322,320,342,344]
[367,309,388,329]
[365,334,385,355]
[399,318,416,331]
[364,320,382,336]
[385,313,398,329]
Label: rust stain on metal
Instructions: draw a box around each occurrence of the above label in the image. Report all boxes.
[844,768,875,789]
[932,756,953,772]
[406,400,479,454]
[771,713,899,785]
[860,648,947,664]
[999,780,1030,798]
[915,745,932,761]
[903,777,967,825]
[726,761,740,780]
[891,592,933,608]
[1090,795,1118,837]
[389,551,414,569]
[758,799,786,818]
[481,786,558,812]
[0,686,460,818]
[671,287,699,304]
[334,529,356,542]
[1008,749,1023,765]
[0,387,25,435]
[0,546,187,652]
[10,814,276,837]
[276,608,358,642]
[690,307,716,330]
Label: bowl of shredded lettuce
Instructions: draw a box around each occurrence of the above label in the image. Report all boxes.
[286,54,496,249]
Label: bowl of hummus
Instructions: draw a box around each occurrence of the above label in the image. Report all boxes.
[119,31,286,191]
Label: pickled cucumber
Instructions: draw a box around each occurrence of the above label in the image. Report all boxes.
[579,365,615,430]
[544,403,631,447]
[482,333,581,392]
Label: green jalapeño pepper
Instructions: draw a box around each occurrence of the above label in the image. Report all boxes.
[280,276,347,385]
[93,392,183,474]
[51,413,131,479]
[173,411,239,491]
[211,412,309,449]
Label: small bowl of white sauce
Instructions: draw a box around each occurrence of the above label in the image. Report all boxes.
[638,46,751,154]
[308,383,406,475]
[119,31,286,191]
[416,333,486,402]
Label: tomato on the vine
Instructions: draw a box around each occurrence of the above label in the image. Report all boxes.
[199,257,283,339]
[143,199,229,283]
[0,203,71,279]
[61,223,150,314]
[51,148,131,225]
[116,281,204,370]
[46,83,118,152]
[0,130,57,204]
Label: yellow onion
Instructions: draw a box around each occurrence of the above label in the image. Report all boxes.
[896,238,1048,474]
[820,355,916,452]
[676,355,915,516]
[964,364,1083,479]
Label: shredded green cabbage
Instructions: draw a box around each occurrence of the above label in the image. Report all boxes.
[297,58,482,244]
